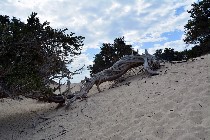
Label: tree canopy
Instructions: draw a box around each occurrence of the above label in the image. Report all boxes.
[0,12,85,99]
[184,0,210,54]
[154,48,186,61]
[89,37,137,75]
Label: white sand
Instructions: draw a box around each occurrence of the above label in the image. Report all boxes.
[0,54,209,140]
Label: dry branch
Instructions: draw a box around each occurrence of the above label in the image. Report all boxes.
[58,49,160,106]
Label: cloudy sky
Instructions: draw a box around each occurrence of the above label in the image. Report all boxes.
[1,0,196,83]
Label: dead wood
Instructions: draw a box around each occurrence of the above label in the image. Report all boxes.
[61,49,160,105]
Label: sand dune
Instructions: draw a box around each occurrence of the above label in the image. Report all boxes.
[0,54,209,140]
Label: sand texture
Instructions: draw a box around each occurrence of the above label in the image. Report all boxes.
[0,54,210,140]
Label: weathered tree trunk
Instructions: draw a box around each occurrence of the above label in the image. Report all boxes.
[58,49,160,106]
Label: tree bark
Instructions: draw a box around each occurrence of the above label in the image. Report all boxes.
[61,49,160,106]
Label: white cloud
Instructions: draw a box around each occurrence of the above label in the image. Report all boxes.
[69,54,93,83]
[70,54,93,70]
[1,0,195,47]
[105,2,121,14]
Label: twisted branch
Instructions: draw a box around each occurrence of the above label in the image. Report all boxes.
[51,49,160,106]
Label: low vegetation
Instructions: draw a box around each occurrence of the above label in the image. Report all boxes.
[0,12,84,100]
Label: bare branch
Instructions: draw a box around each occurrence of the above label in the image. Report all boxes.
[61,49,160,106]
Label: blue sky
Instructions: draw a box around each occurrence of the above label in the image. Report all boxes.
[0,0,196,83]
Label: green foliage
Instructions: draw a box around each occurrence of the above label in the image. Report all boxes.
[184,0,210,55]
[0,12,84,99]
[89,37,137,75]
[154,48,186,61]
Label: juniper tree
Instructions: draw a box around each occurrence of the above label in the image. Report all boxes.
[184,0,210,55]
[0,12,84,100]
[89,37,137,75]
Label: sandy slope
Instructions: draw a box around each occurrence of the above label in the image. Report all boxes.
[0,54,210,140]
